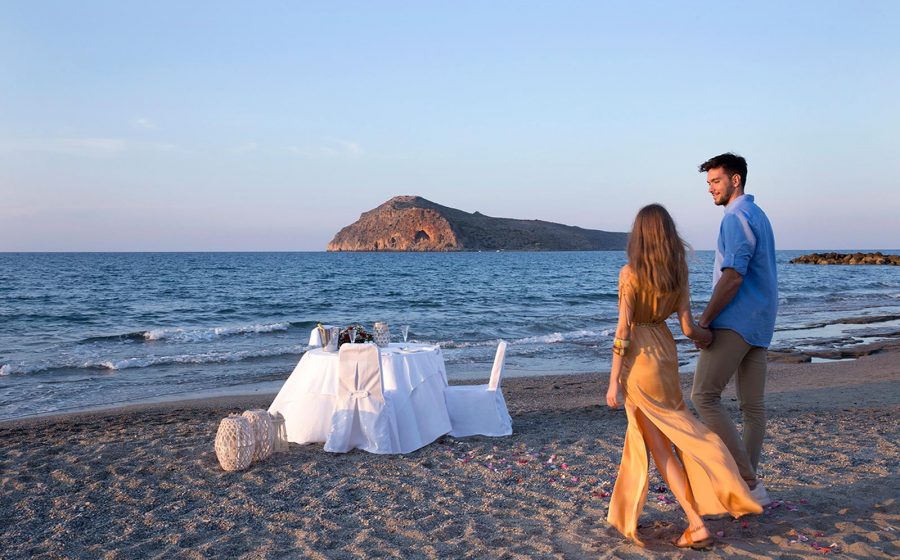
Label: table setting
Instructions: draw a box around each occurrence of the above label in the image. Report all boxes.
[268,320,453,454]
[209,319,512,467]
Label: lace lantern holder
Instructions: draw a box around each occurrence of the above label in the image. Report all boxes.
[214,414,255,472]
[242,409,275,461]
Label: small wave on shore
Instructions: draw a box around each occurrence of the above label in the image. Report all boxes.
[94,344,306,370]
[143,322,292,342]
[0,344,308,376]
[514,329,611,345]
[78,321,314,345]
[437,328,613,349]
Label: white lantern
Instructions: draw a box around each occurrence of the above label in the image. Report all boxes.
[270,412,289,453]
[214,414,254,471]
[242,409,275,461]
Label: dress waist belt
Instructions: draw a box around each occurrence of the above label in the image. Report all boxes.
[633,321,665,328]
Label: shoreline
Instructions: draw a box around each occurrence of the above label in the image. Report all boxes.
[4,305,900,421]
[0,380,287,425]
[1,349,897,558]
[5,335,900,425]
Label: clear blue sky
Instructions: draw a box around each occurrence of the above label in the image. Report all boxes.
[2,1,898,251]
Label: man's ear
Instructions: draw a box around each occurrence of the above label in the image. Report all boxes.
[731,173,742,188]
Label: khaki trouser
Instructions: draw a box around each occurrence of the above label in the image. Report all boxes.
[691,328,767,485]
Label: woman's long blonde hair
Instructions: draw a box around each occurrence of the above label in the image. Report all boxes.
[626,204,689,296]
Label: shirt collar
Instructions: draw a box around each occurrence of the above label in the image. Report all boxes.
[725,193,754,213]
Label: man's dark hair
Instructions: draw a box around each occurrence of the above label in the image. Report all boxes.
[699,153,748,189]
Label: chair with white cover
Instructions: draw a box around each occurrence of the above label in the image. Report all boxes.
[443,340,512,437]
[324,344,401,454]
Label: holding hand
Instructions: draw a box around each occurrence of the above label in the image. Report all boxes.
[692,323,713,350]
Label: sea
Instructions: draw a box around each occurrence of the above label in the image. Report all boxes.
[1,251,899,420]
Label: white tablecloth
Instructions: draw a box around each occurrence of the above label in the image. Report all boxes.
[269,343,452,453]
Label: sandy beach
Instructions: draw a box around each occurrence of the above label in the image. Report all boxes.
[1,352,897,559]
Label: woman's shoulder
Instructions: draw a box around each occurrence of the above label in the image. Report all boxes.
[618,265,638,291]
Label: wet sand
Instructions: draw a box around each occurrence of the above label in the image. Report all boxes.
[1,351,898,558]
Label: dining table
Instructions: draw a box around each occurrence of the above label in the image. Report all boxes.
[268,342,452,453]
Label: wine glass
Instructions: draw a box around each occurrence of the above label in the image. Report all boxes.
[346,327,357,345]
[401,325,410,344]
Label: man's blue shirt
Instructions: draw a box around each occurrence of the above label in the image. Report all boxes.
[711,194,778,347]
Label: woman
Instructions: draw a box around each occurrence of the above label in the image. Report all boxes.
[605,204,762,549]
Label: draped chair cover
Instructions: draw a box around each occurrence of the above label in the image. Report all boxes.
[444,341,513,437]
[324,344,402,453]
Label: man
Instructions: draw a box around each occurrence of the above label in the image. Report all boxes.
[692,153,777,506]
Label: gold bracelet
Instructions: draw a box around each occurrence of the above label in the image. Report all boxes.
[612,338,631,357]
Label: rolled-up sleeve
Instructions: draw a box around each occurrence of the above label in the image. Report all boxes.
[719,212,756,276]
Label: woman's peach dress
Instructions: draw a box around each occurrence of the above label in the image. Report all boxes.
[607,270,762,541]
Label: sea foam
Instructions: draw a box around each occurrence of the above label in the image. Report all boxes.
[0,344,306,376]
[438,328,609,349]
[93,344,306,370]
[142,322,291,342]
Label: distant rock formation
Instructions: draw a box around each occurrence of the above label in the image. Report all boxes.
[790,252,900,265]
[326,196,628,252]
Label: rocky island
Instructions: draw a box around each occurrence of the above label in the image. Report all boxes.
[327,196,628,252]
[790,252,900,265]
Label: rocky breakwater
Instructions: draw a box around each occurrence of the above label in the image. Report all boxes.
[327,195,628,251]
[790,252,900,265]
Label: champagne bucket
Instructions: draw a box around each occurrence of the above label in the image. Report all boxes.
[373,322,391,347]
[320,326,340,352]
[326,327,340,351]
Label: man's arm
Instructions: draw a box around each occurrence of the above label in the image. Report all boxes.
[699,268,743,328]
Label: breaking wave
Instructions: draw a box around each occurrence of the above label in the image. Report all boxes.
[437,328,611,349]
[143,323,291,342]
[80,322,301,344]
[0,344,307,376]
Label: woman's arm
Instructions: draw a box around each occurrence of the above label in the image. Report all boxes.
[678,286,712,346]
[606,268,634,408]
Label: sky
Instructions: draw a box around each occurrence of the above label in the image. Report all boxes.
[1,1,898,251]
